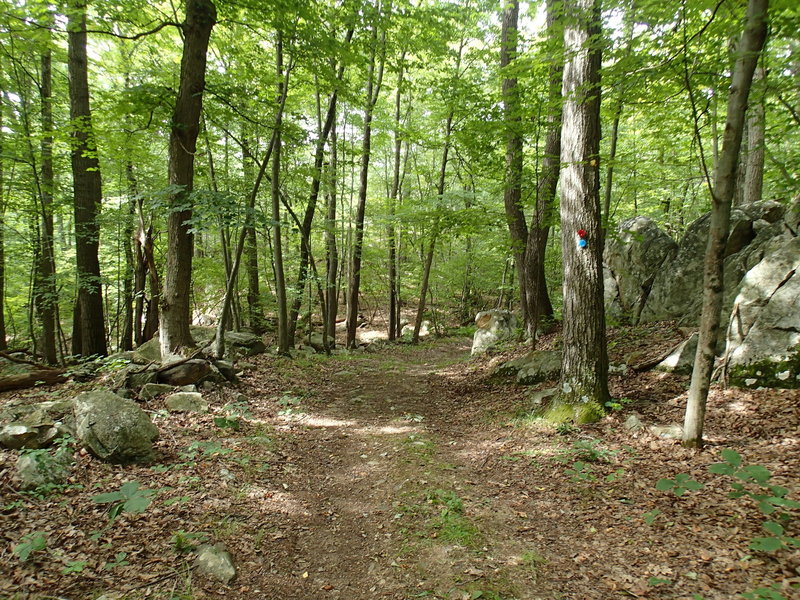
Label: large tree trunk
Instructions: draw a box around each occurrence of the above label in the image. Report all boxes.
[160,0,216,358]
[557,0,609,422]
[346,24,385,348]
[34,41,58,364]
[684,0,768,449]
[68,0,107,357]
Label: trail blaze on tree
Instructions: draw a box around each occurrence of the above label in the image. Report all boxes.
[556,0,610,422]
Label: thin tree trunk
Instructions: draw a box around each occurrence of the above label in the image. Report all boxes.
[346,23,385,348]
[388,51,407,341]
[557,0,609,421]
[0,71,6,351]
[325,123,339,346]
[684,0,768,449]
[288,28,354,341]
[160,0,216,358]
[500,0,529,329]
[525,0,562,342]
[413,108,454,344]
[34,41,58,364]
[67,0,106,357]
[271,31,290,355]
[120,162,136,351]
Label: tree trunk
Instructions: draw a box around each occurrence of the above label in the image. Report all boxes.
[160,0,216,358]
[325,123,339,346]
[34,42,58,364]
[684,0,768,449]
[500,0,530,331]
[0,63,6,351]
[120,163,136,351]
[346,24,385,348]
[68,0,107,357]
[272,31,290,355]
[557,0,609,422]
[525,0,562,341]
[388,51,407,341]
[743,65,766,205]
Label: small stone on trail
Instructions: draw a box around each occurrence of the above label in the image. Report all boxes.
[194,543,236,584]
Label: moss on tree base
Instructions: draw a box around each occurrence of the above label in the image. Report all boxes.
[534,396,605,425]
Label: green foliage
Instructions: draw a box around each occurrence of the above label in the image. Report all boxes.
[424,489,477,546]
[565,461,595,482]
[103,551,130,570]
[213,416,241,430]
[656,473,704,497]
[555,438,617,464]
[61,560,88,574]
[91,480,157,523]
[12,531,47,562]
[708,450,800,553]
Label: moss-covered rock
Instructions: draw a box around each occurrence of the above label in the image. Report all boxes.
[728,345,800,389]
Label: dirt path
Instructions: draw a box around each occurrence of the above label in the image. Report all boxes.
[2,332,797,600]
[240,338,540,599]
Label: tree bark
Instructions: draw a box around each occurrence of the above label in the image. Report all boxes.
[325,123,339,346]
[160,0,216,358]
[0,64,6,351]
[34,41,58,364]
[557,0,609,422]
[68,0,107,357]
[684,0,768,449]
[346,22,385,348]
[525,0,562,340]
[743,65,766,205]
[500,0,529,331]
[272,31,290,355]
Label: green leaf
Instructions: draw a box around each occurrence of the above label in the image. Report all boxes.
[656,478,675,491]
[708,462,734,475]
[118,481,141,498]
[762,521,785,536]
[92,491,124,504]
[122,494,152,514]
[647,576,672,586]
[736,465,771,485]
[13,532,47,562]
[720,448,742,467]
[748,537,784,552]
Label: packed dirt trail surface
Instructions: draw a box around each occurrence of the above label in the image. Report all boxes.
[2,329,797,600]
[240,337,538,599]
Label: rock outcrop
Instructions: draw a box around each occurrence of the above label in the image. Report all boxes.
[724,235,800,388]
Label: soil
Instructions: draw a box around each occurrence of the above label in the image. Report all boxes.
[1,324,798,600]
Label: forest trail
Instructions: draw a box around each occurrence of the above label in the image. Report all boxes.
[2,331,797,600]
[240,337,545,599]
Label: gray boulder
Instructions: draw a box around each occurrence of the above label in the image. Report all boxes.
[165,392,208,413]
[471,310,518,355]
[139,383,174,401]
[15,450,73,490]
[604,216,678,321]
[725,235,800,388]
[194,544,236,584]
[225,331,266,357]
[656,333,699,374]
[158,359,211,386]
[515,351,562,385]
[0,410,59,450]
[640,202,786,324]
[74,390,159,464]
